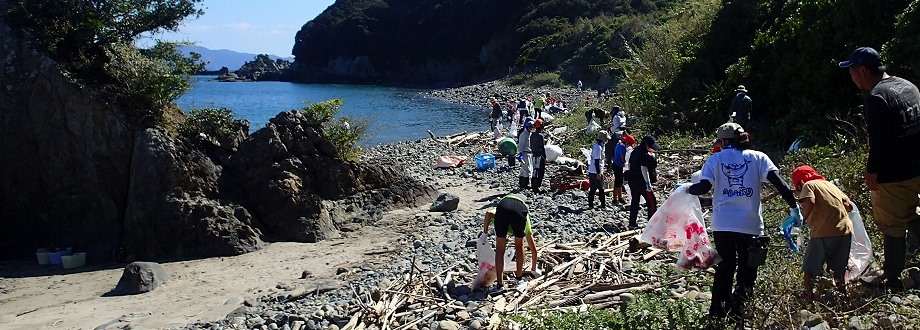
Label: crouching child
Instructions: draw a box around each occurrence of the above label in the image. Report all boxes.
[792,165,854,301]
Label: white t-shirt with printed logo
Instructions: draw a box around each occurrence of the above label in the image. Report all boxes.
[700,148,778,235]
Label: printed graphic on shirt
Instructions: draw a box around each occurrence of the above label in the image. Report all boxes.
[721,159,753,197]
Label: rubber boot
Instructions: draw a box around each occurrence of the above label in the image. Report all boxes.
[613,186,623,204]
[599,190,606,209]
[518,177,530,190]
[883,235,907,292]
[907,218,920,255]
[587,191,595,209]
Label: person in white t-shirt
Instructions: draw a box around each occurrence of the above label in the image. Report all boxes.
[587,131,609,209]
[687,122,800,327]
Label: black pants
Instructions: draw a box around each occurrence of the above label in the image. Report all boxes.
[627,180,657,226]
[531,155,545,191]
[710,231,758,319]
[587,173,605,207]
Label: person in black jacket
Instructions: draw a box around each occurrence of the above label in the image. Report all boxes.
[840,46,920,292]
[627,135,660,228]
[530,119,547,193]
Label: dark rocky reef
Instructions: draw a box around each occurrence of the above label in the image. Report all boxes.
[0,18,434,263]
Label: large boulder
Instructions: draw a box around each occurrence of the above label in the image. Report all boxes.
[430,193,460,212]
[113,262,170,295]
[122,129,262,260]
[229,111,435,242]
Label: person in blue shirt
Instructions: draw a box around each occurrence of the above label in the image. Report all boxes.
[611,134,635,205]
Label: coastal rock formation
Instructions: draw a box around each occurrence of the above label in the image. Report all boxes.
[229,111,436,242]
[0,19,434,262]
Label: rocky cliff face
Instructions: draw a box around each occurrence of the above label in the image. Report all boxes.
[0,19,435,262]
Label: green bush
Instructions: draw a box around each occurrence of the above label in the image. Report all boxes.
[104,42,201,123]
[179,107,238,142]
[299,99,369,162]
[4,0,205,126]
[300,99,343,127]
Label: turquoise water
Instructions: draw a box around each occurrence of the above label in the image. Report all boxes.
[175,76,485,146]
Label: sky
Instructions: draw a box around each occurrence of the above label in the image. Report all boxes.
[147,0,336,57]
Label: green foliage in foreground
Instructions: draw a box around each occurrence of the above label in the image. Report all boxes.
[507,293,706,330]
[300,99,368,162]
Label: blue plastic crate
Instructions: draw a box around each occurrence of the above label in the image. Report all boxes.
[475,153,495,170]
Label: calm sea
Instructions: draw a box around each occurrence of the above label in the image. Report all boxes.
[175,76,485,146]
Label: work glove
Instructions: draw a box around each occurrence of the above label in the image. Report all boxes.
[789,207,803,227]
[517,152,524,161]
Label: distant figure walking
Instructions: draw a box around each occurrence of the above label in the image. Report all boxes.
[517,98,530,125]
[490,98,503,133]
[729,85,752,128]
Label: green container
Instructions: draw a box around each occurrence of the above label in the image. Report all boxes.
[498,138,517,156]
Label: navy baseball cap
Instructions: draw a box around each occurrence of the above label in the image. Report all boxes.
[642,135,661,151]
[838,47,883,68]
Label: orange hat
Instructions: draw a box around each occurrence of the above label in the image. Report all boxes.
[620,134,636,145]
[791,165,826,189]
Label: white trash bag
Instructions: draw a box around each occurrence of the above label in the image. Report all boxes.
[586,119,601,135]
[545,144,563,163]
[640,185,720,270]
[471,233,516,289]
[846,204,873,282]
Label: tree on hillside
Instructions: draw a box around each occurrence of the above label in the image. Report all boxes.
[3,0,205,122]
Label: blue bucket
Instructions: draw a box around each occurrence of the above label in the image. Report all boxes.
[475,154,495,170]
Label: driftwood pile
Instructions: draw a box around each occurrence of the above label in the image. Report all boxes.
[339,230,691,330]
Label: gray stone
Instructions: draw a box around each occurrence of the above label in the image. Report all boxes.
[112,262,170,295]
[469,319,482,330]
[247,316,266,327]
[429,193,460,212]
[806,321,831,330]
[438,320,460,330]
[618,293,635,303]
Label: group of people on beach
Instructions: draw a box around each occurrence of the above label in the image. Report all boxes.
[477,46,920,328]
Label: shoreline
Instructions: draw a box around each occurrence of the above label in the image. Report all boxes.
[0,81,692,330]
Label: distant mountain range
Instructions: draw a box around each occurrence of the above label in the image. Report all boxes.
[178,45,294,71]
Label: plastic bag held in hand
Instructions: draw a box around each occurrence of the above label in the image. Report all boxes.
[471,233,516,289]
[846,204,873,282]
[781,216,803,253]
[640,185,720,269]
[789,207,803,227]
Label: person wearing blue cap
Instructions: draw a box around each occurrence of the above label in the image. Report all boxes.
[840,46,920,292]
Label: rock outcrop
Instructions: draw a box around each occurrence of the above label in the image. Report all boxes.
[229,111,436,242]
[0,18,435,262]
